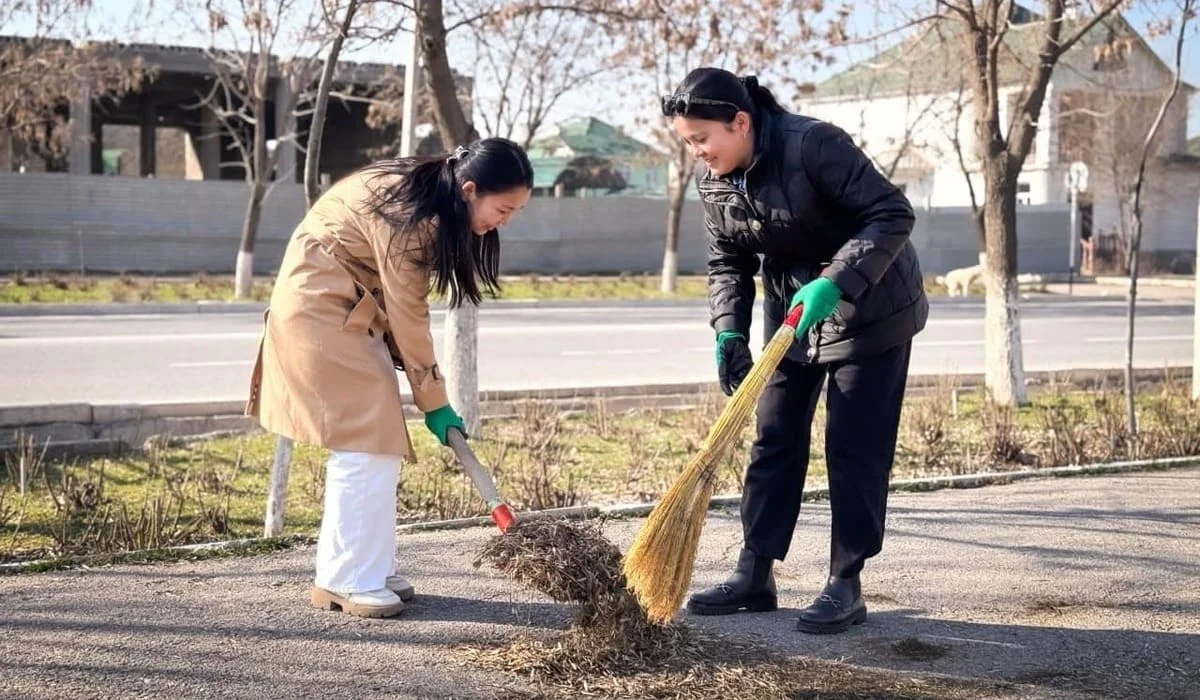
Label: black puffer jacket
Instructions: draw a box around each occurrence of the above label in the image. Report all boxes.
[700,111,928,364]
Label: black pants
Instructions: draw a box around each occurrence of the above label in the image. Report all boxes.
[741,340,912,579]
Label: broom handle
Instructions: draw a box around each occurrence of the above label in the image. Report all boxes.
[447,428,516,533]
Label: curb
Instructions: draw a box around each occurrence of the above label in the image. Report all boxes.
[3,455,1197,576]
[2,365,1191,433]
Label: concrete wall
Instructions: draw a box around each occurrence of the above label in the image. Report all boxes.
[0,173,1084,276]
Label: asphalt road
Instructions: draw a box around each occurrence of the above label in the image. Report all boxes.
[1,468,1197,699]
[0,298,1194,405]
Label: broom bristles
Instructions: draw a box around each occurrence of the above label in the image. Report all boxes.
[622,453,719,622]
[621,319,800,623]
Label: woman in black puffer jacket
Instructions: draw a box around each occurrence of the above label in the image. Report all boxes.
[662,66,928,634]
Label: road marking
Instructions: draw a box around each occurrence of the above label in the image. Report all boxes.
[0,332,261,345]
[561,348,662,356]
[916,339,1040,346]
[1085,335,1192,343]
[920,634,1025,650]
[169,360,254,368]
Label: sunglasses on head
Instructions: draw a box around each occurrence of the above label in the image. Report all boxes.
[660,92,742,117]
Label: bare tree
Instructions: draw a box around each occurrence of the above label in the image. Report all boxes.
[456,2,613,148]
[187,0,326,298]
[1122,0,1194,439]
[604,0,843,293]
[0,2,151,171]
[265,0,365,538]
[403,0,485,435]
[305,0,361,207]
[925,0,1137,406]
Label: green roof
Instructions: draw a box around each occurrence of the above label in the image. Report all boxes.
[812,9,1158,100]
[530,157,566,189]
[527,117,658,159]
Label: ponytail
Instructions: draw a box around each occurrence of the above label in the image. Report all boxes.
[737,75,787,117]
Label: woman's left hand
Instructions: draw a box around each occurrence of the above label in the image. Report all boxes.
[789,278,842,336]
[425,404,467,446]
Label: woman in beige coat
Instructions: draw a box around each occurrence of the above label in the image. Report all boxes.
[246,137,534,618]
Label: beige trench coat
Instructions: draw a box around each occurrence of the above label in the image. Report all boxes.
[244,168,448,461]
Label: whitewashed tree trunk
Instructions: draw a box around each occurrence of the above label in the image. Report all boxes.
[235,249,254,299]
[983,270,1028,405]
[660,158,689,294]
[264,435,292,536]
[660,250,678,294]
[981,164,1029,406]
[444,303,481,436]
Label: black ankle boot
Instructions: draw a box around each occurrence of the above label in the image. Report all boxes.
[686,548,777,616]
[796,574,866,634]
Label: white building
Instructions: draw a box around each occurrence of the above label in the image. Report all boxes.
[802,8,1199,273]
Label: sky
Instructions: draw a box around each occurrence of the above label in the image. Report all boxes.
[8,0,1200,143]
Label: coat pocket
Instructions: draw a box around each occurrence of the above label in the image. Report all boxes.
[343,281,383,335]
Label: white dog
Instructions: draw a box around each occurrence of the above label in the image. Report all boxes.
[938,263,985,296]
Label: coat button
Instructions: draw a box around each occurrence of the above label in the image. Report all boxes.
[750,219,763,232]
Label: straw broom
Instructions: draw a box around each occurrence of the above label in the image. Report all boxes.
[622,303,806,623]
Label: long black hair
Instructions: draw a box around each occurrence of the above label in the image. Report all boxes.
[661,67,788,129]
[361,137,534,308]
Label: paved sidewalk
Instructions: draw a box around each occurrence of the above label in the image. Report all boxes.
[2,468,1198,699]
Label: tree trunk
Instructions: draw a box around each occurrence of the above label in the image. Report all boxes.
[416,0,478,147]
[972,206,986,255]
[235,66,269,299]
[235,179,265,298]
[661,172,687,294]
[1124,217,1140,440]
[266,4,361,538]
[1193,198,1200,401]
[1125,0,1191,429]
[263,435,292,536]
[305,0,358,208]
[981,161,1029,406]
[444,303,481,435]
[414,0,482,433]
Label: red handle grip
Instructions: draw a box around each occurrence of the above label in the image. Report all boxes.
[785,303,803,329]
[491,504,516,533]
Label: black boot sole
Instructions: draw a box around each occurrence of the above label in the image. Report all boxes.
[686,594,778,616]
[795,606,867,634]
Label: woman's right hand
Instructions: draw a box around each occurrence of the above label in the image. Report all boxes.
[424,404,467,446]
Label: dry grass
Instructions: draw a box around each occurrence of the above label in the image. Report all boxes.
[0,273,714,304]
[468,630,1015,699]
[468,518,1008,700]
[3,376,1198,563]
[0,273,980,305]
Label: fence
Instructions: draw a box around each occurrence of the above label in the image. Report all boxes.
[0,172,1075,276]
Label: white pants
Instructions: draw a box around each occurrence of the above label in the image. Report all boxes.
[314,450,401,594]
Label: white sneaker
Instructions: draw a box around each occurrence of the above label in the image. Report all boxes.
[386,575,415,602]
[311,587,404,618]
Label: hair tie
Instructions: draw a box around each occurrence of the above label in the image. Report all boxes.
[447,145,469,164]
[739,75,759,91]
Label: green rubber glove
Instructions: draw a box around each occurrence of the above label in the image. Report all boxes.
[424,404,466,446]
[715,330,753,396]
[789,277,842,337]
